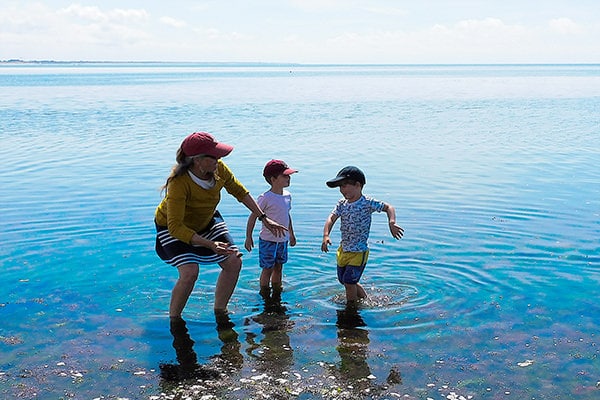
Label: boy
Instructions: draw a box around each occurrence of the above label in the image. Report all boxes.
[245,159,297,296]
[321,166,404,303]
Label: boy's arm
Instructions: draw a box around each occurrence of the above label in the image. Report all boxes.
[321,213,339,252]
[383,203,404,240]
[244,213,258,251]
[241,193,287,237]
[288,215,296,247]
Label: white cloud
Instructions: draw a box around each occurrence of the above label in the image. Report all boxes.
[0,3,154,60]
[280,16,598,64]
[160,16,187,29]
[549,18,584,35]
[58,4,107,22]
[0,3,54,33]
[288,0,348,11]
[361,6,407,17]
[298,18,533,63]
[1,1,599,63]
[190,27,252,42]
[56,5,151,48]
[58,4,149,23]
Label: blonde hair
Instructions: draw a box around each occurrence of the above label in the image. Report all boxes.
[161,148,218,194]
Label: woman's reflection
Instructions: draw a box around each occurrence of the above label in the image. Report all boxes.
[159,313,242,382]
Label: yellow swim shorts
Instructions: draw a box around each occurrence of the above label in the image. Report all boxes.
[336,247,369,267]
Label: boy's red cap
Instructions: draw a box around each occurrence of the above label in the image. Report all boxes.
[263,159,298,178]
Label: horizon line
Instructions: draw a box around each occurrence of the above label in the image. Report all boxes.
[2,59,600,67]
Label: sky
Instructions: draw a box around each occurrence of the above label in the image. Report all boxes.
[1,0,599,64]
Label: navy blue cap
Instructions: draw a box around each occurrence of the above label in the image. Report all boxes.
[326,166,366,187]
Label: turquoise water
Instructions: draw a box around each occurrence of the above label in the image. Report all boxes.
[1,63,600,399]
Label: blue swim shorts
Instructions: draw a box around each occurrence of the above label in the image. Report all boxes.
[259,239,288,269]
[336,247,369,284]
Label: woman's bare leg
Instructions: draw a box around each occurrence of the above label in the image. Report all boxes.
[214,255,242,311]
[169,263,199,318]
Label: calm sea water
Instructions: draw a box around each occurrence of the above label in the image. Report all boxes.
[1,63,599,399]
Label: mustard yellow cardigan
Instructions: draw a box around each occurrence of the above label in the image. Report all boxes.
[155,160,249,244]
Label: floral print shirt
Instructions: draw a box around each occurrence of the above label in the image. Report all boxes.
[331,195,385,252]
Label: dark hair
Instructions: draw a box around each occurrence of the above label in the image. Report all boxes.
[264,174,277,184]
[339,178,362,187]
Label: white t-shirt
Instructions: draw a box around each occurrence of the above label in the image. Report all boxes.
[257,189,292,242]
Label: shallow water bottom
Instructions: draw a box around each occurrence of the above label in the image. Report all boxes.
[2,63,600,399]
[2,280,599,400]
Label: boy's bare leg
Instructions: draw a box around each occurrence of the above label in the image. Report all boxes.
[260,268,272,288]
[344,283,367,303]
[356,283,367,299]
[344,283,358,301]
[271,263,283,291]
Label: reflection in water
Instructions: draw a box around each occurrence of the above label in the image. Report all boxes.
[159,313,243,382]
[213,311,244,373]
[334,305,371,383]
[244,287,294,376]
[332,305,402,394]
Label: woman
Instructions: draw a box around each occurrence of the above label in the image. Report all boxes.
[155,132,286,317]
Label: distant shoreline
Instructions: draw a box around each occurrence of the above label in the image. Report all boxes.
[0,59,303,67]
[1,59,599,67]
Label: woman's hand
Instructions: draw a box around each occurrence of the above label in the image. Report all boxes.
[212,241,237,255]
[192,234,236,254]
[263,217,288,237]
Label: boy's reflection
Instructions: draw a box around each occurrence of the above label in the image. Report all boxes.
[159,313,242,382]
[334,304,372,383]
[244,287,294,375]
[332,305,403,393]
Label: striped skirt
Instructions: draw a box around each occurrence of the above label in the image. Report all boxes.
[155,211,239,267]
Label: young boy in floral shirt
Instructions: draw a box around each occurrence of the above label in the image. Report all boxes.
[322,166,404,303]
